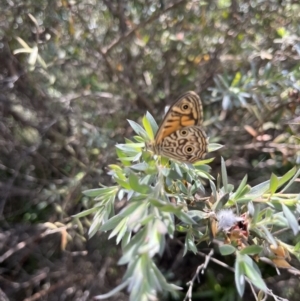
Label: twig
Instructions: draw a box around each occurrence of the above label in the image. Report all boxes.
[196,251,288,301]
[22,274,86,301]
[183,249,214,301]
[183,264,204,301]
[103,0,189,54]
[0,227,70,263]
[249,282,259,301]
[0,269,49,289]
[74,10,155,112]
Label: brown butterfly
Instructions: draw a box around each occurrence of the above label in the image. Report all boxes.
[147,91,208,163]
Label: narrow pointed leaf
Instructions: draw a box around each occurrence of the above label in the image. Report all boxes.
[146,111,159,134]
[269,173,279,194]
[282,204,299,235]
[142,115,154,140]
[234,259,245,297]
[221,157,228,192]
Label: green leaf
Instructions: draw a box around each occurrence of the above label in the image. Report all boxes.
[294,241,300,252]
[128,173,151,194]
[242,257,267,292]
[116,221,129,244]
[174,163,183,177]
[269,173,279,194]
[184,234,197,255]
[117,154,141,162]
[121,231,132,249]
[119,230,146,264]
[108,164,122,171]
[232,71,242,87]
[278,167,296,188]
[140,174,153,185]
[259,225,277,247]
[187,210,207,220]
[114,177,131,190]
[109,217,128,239]
[161,166,170,177]
[232,175,248,200]
[246,180,270,198]
[100,215,123,232]
[159,204,182,214]
[72,207,98,218]
[133,135,145,143]
[234,257,245,297]
[146,259,163,291]
[116,143,141,153]
[127,119,148,138]
[239,245,263,255]
[115,148,131,166]
[235,185,251,202]
[131,162,149,171]
[219,244,236,255]
[150,260,182,292]
[148,197,168,207]
[282,204,299,235]
[208,143,223,152]
[210,180,217,203]
[193,157,215,166]
[145,111,159,135]
[119,201,146,218]
[213,193,229,211]
[127,203,149,230]
[221,157,228,192]
[83,186,118,197]
[281,168,300,193]
[175,210,197,225]
[177,181,188,194]
[247,201,255,217]
[139,214,155,226]
[88,210,105,237]
[142,115,154,140]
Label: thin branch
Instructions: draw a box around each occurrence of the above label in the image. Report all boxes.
[196,251,289,301]
[74,10,155,112]
[183,264,204,301]
[249,282,259,301]
[22,274,87,301]
[183,249,214,301]
[0,227,71,263]
[103,0,189,54]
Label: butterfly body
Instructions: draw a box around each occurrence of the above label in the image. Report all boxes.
[147,91,208,163]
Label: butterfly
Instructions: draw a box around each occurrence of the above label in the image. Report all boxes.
[147,91,208,163]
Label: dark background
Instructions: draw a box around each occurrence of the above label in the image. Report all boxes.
[0,1,299,300]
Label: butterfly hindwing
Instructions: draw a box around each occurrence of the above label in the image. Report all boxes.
[158,126,208,163]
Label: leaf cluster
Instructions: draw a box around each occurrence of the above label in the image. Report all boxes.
[79,113,300,301]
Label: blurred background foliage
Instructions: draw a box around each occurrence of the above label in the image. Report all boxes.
[0,0,299,300]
